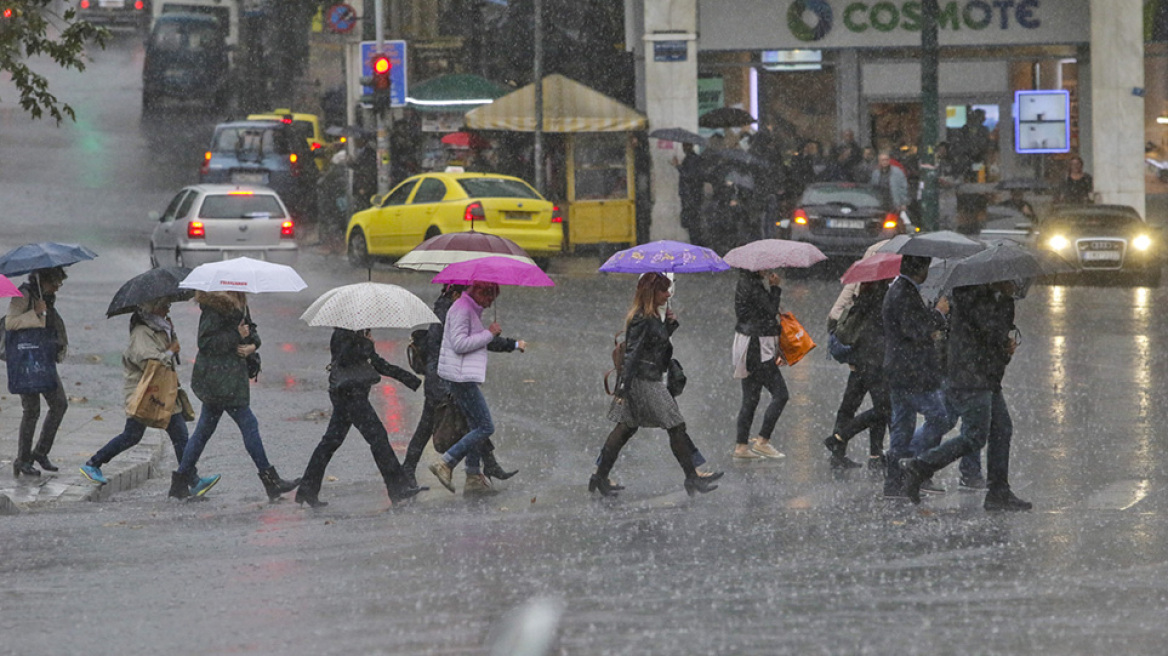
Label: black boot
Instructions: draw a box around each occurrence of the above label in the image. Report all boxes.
[168,471,191,500]
[32,454,59,472]
[258,466,299,501]
[482,451,518,480]
[588,474,619,497]
[14,461,40,477]
[683,476,718,496]
[824,434,862,469]
[294,487,328,508]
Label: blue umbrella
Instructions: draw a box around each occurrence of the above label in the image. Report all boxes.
[0,242,98,277]
[599,240,730,274]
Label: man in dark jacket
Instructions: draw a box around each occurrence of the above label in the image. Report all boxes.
[900,282,1032,511]
[881,255,951,497]
[675,143,707,246]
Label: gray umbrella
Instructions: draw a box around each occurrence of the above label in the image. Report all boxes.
[878,231,987,259]
[648,127,707,147]
[925,240,1076,294]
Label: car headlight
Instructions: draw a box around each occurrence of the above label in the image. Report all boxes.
[1133,234,1152,251]
[1048,235,1069,251]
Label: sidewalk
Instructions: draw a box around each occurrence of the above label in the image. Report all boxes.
[0,394,166,514]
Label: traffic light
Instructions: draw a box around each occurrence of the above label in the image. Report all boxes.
[371,54,391,93]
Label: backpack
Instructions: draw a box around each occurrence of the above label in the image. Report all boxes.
[406,328,429,375]
[833,304,865,346]
[603,330,625,395]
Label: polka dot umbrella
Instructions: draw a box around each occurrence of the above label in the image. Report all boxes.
[300,282,438,330]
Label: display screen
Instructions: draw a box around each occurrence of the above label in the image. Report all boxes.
[1014,90,1070,154]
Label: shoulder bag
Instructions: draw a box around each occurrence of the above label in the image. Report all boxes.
[6,327,59,395]
[126,360,179,428]
[666,358,687,397]
[328,359,381,390]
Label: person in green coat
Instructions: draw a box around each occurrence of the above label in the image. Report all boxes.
[170,291,298,501]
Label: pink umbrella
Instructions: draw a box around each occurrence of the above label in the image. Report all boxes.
[0,274,21,298]
[430,256,554,287]
[840,252,902,284]
[723,239,827,270]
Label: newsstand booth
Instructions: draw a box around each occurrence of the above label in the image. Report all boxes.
[464,74,647,250]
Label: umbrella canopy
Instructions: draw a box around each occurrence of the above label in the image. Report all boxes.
[300,283,438,330]
[440,131,491,150]
[599,240,730,274]
[648,127,707,147]
[395,232,535,272]
[878,231,987,259]
[464,74,646,133]
[927,240,1076,292]
[0,242,98,277]
[431,256,554,287]
[106,267,194,317]
[179,257,307,293]
[724,239,827,270]
[406,73,510,113]
[698,107,756,129]
[839,252,903,284]
[0,274,21,298]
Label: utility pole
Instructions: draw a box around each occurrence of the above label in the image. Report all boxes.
[533,0,544,195]
[919,0,940,232]
[374,0,392,196]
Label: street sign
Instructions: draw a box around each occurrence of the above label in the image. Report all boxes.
[325,3,357,34]
[359,41,407,108]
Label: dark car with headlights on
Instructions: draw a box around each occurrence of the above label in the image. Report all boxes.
[782,182,909,258]
[1036,204,1161,287]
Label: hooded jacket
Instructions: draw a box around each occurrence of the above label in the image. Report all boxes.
[190,292,257,407]
[437,293,495,384]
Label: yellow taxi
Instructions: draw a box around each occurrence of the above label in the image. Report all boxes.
[246,110,333,169]
[346,172,564,266]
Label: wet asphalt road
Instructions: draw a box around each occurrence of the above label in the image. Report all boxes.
[2,34,1168,655]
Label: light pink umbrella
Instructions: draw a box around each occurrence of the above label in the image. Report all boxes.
[0,274,21,298]
[430,256,554,287]
[723,239,827,270]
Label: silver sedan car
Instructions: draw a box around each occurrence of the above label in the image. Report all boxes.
[149,184,299,268]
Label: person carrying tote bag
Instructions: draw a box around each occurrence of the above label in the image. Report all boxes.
[6,267,69,477]
[729,268,789,461]
[80,300,219,492]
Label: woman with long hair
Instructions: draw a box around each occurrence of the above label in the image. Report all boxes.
[169,291,298,501]
[590,272,720,497]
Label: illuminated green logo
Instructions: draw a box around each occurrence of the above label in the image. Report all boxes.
[788,0,835,41]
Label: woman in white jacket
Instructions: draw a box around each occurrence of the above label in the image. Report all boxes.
[428,281,524,495]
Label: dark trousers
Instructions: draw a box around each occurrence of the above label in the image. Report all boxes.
[735,360,789,445]
[833,365,889,456]
[596,422,697,480]
[90,414,189,467]
[299,388,408,499]
[18,380,68,463]
[916,389,1013,493]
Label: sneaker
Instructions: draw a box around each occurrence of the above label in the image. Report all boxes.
[749,438,785,459]
[429,461,455,493]
[984,489,1032,511]
[960,475,987,491]
[79,464,108,485]
[919,478,946,495]
[899,458,927,504]
[732,446,765,460]
[190,474,221,497]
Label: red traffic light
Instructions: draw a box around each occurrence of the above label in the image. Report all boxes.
[371,54,392,92]
[373,56,391,74]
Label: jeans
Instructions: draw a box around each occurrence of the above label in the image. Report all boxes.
[834,365,889,457]
[18,379,68,462]
[917,389,1013,493]
[443,382,494,474]
[177,404,271,475]
[90,414,189,467]
[908,390,982,480]
[298,388,408,499]
[735,359,789,445]
[887,387,950,489]
[403,379,499,474]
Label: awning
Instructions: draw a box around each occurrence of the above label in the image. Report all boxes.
[464,74,646,133]
[406,74,511,114]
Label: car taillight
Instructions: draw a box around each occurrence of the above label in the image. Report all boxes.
[281,220,295,238]
[793,209,808,225]
[464,201,485,222]
[289,153,300,177]
[200,151,211,176]
[188,221,205,239]
[883,213,899,230]
[310,141,322,151]
[551,205,563,223]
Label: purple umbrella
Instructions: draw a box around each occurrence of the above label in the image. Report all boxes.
[599,240,730,274]
[430,256,554,287]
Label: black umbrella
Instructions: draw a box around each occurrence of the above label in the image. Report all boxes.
[698,107,756,129]
[106,267,194,317]
[648,127,708,147]
[924,240,1076,294]
[0,242,98,277]
[878,231,987,259]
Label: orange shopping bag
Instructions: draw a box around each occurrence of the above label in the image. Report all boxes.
[778,312,816,366]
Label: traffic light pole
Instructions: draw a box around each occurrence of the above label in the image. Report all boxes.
[374,0,391,196]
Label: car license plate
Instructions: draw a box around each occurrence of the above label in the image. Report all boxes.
[232,172,269,185]
[505,212,531,220]
[826,219,864,230]
[99,0,123,7]
[1082,251,1121,261]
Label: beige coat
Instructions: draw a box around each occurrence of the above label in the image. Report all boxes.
[6,287,68,362]
[827,240,889,323]
[122,321,179,410]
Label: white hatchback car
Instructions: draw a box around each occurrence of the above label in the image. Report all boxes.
[149,184,299,267]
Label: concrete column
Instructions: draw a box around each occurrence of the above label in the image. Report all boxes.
[643,0,698,242]
[836,50,862,141]
[1090,0,1145,215]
